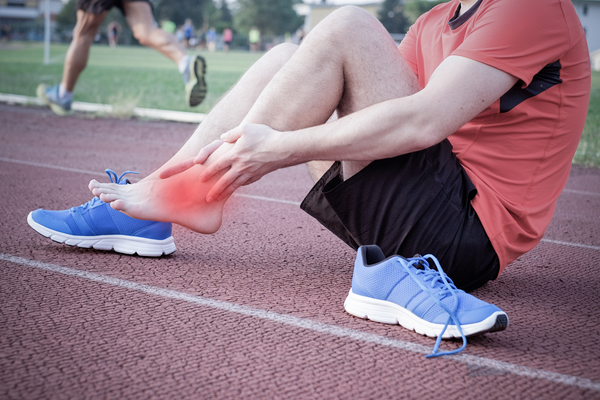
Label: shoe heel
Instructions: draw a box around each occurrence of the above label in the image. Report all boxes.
[344,289,400,325]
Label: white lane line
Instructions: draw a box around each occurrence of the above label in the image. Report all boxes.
[0,93,206,124]
[0,157,106,177]
[562,189,600,197]
[0,157,298,202]
[540,239,600,252]
[2,156,599,251]
[233,193,302,206]
[2,252,600,392]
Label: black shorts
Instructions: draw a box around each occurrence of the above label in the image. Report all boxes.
[77,0,151,15]
[300,139,500,292]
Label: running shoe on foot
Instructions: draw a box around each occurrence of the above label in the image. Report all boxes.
[184,55,207,107]
[344,245,508,357]
[36,84,72,116]
[27,169,176,257]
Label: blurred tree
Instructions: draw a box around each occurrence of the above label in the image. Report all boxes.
[403,0,447,25]
[55,0,77,26]
[153,0,209,28]
[378,0,410,33]
[234,0,303,36]
[201,0,234,33]
[213,0,234,33]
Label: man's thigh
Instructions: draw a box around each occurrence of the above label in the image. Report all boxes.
[294,7,420,182]
[77,0,152,17]
[308,6,420,118]
[301,139,500,291]
[77,0,116,14]
[258,6,419,136]
[122,0,154,25]
[73,9,107,37]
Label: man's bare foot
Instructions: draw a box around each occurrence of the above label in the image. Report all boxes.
[89,145,233,234]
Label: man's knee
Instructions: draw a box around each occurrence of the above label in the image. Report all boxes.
[131,26,152,46]
[331,5,378,23]
[268,42,298,63]
[123,1,157,46]
[318,6,381,37]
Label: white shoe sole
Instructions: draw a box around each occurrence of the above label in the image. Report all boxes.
[185,56,207,107]
[344,289,508,338]
[27,212,176,257]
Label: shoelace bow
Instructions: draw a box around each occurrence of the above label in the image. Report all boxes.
[105,169,139,184]
[74,169,139,211]
[403,255,467,358]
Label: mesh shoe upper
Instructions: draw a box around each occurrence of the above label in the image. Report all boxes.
[352,254,501,325]
[40,84,72,111]
[350,244,507,357]
[29,169,172,240]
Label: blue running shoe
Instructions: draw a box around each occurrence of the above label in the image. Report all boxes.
[36,84,72,116]
[27,169,176,257]
[344,245,508,357]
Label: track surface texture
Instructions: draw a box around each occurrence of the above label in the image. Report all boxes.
[1,103,600,399]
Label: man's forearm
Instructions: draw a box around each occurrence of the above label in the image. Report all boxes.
[279,55,519,165]
[278,95,446,165]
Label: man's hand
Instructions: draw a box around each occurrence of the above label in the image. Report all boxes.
[199,123,290,203]
[160,123,291,203]
[159,139,224,180]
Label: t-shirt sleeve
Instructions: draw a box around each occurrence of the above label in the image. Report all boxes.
[398,21,419,77]
[452,0,577,86]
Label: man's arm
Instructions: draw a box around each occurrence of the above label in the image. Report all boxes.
[186,56,518,202]
[279,55,517,162]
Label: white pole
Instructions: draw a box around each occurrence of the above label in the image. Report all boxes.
[43,0,50,64]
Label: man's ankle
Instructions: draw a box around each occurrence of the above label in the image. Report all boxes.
[58,83,73,102]
[179,55,191,83]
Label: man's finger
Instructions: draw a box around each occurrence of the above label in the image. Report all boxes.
[194,140,224,165]
[198,156,232,183]
[215,173,265,202]
[159,157,195,179]
[214,175,248,202]
[205,170,245,203]
[220,126,243,143]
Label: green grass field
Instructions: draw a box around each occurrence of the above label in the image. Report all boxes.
[1,42,599,166]
[574,70,600,167]
[0,42,262,114]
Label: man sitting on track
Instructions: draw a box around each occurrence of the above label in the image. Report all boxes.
[37,0,207,115]
[29,0,590,356]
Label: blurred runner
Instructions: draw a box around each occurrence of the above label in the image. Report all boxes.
[37,0,206,115]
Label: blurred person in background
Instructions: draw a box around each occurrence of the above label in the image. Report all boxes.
[107,21,121,48]
[207,27,217,52]
[37,0,207,115]
[223,27,232,52]
[249,26,260,52]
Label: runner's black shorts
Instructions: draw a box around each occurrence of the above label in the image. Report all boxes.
[300,139,500,292]
[77,0,151,15]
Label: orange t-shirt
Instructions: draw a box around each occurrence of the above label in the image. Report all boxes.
[399,0,591,274]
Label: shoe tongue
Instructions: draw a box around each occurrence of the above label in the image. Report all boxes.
[119,179,131,185]
[412,254,440,271]
[79,196,102,209]
[412,255,427,270]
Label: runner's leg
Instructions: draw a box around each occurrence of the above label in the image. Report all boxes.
[123,1,186,64]
[62,10,107,92]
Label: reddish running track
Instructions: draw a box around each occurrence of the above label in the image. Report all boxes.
[1,103,599,399]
